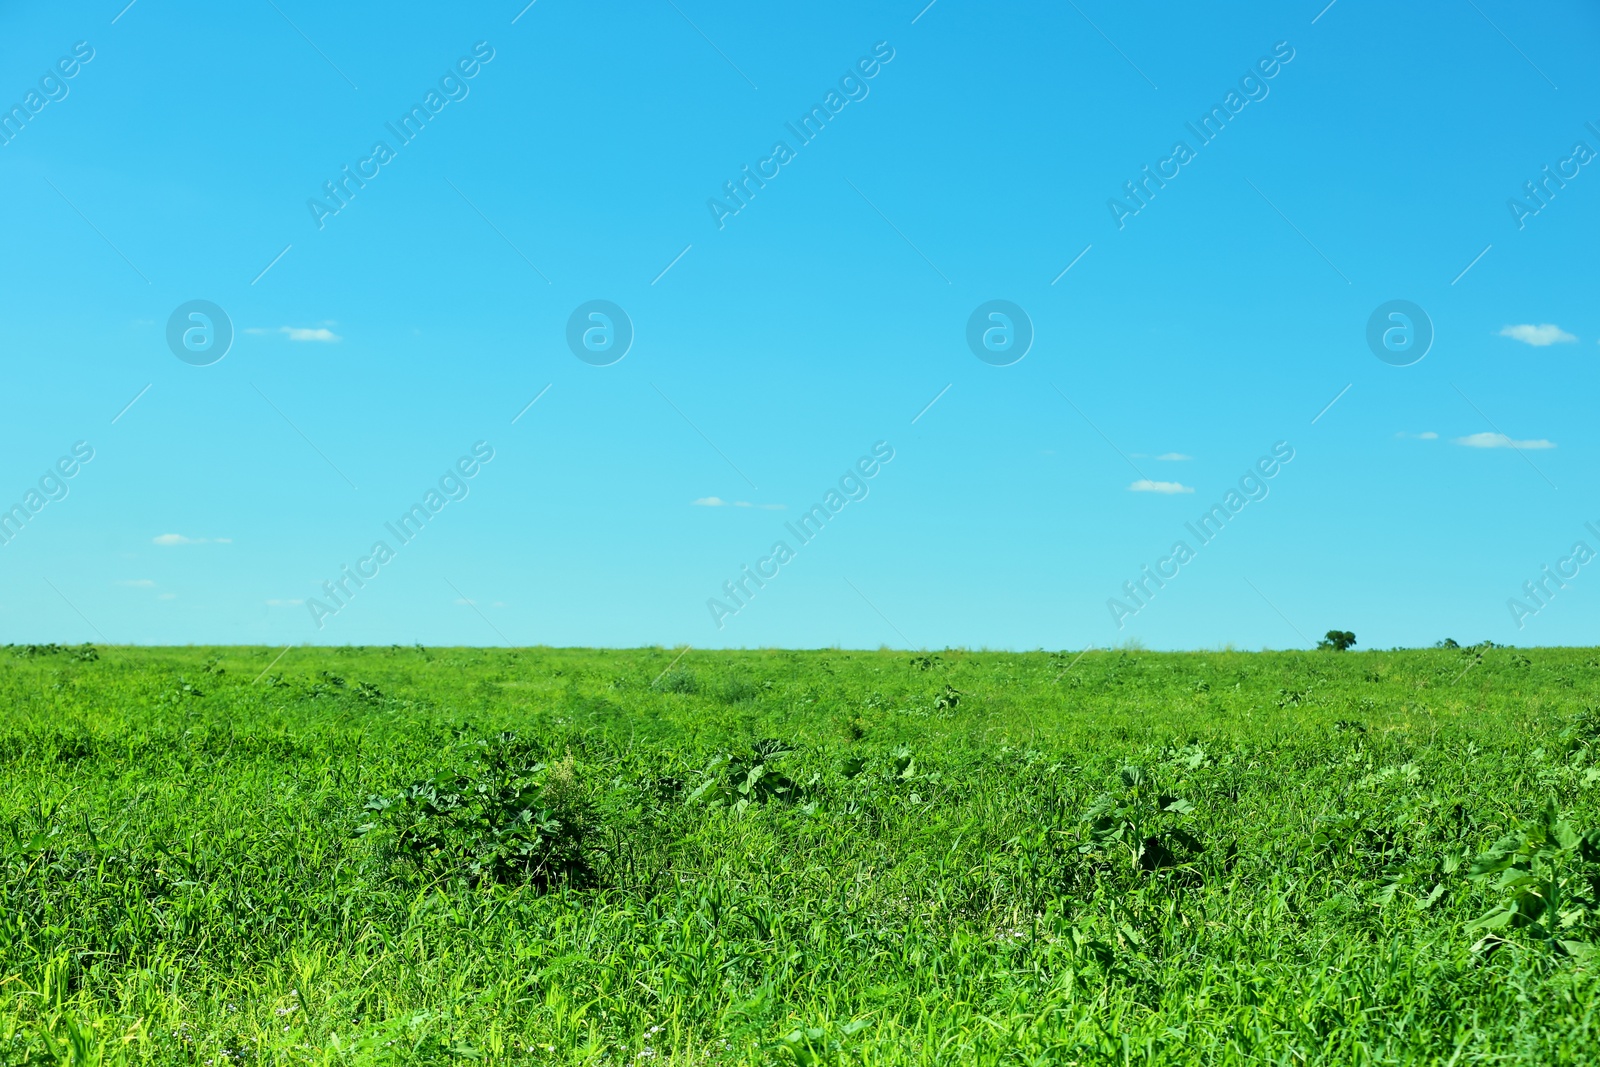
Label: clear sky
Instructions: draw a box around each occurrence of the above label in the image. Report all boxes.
[2,0,1597,651]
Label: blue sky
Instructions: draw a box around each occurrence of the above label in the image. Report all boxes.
[1,0,1597,651]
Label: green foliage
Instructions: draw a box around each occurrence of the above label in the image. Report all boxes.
[8,642,98,660]
[1081,763,1204,875]
[1467,803,1600,958]
[3,644,1600,1063]
[777,1018,871,1065]
[359,733,594,888]
[1318,630,1358,651]
[715,674,763,703]
[652,666,699,694]
[688,739,817,811]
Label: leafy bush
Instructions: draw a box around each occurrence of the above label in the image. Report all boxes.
[359,735,595,888]
[688,739,815,811]
[1081,765,1204,875]
[1560,707,1600,753]
[1318,631,1357,652]
[715,674,762,703]
[1466,803,1600,958]
[653,668,698,694]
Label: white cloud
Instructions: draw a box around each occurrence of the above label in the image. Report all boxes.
[1499,323,1576,346]
[1155,452,1193,461]
[1453,432,1556,450]
[153,534,232,546]
[245,325,342,342]
[284,326,341,342]
[1395,431,1439,440]
[1128,479,1195,494]
[117,579,157,588]
[266,598,304,607]
[692,497,785,510]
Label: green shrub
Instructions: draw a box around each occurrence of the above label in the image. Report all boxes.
[358,734,595,888]
[653,667,698,694]
[1467,803,1600,958]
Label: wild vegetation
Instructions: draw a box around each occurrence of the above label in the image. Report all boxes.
[4,643,1600,1064]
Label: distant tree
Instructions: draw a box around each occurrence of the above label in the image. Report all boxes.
[1318,630,1357,652]
[1435,638,1460,649]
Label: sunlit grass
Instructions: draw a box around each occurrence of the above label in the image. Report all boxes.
[3,643,1599,1064]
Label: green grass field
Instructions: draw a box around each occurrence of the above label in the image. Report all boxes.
[5,643,1600,1065]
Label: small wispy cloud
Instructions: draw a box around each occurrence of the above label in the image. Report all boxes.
[1128,479,1194,495]
[692,497,786,510]
[1453,432,1556,450]
[1395,431,1439,440]
[285,326,340,342]
[266,598,304,607]
[153,533,233,546]
[116,579,157,588]
[1499,323,1576,347]
[245,325,342,342]
[157,592,177,600]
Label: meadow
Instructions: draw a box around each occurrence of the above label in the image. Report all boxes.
[3,642,1600,1065]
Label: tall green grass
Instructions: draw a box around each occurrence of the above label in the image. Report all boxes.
[3,643,1600,1064]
